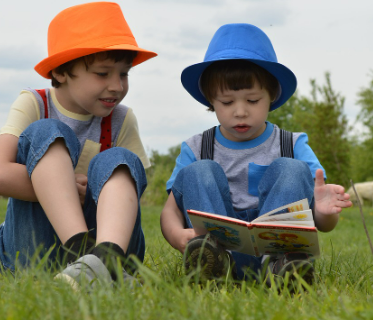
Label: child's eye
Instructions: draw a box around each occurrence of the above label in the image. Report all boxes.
[95,73,108,77]
[248,99,259,104]
[120,72,129,78]
[221,101,233,106]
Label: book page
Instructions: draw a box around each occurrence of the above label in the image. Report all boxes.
[253,209,314,226]
[251,224,320,257]
[187,210,257,255]
[253,198,310,222]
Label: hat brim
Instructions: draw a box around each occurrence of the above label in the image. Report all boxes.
[35,44,157,79]
[181,58,297,111]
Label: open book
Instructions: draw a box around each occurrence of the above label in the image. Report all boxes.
[187,199,319,257]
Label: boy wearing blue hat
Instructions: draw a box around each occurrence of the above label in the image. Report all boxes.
[160,23,352,285]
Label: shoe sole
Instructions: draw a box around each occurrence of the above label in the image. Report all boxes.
[184,240,230,279]
[54,255,113,292]
[276,260,314,292]
[54,273,81,292]
[279,261,314,283]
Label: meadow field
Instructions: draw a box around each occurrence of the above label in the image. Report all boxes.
[0,198,372,319]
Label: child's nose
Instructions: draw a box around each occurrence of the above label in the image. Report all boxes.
[234,103,248,117]
[108,75,124,92]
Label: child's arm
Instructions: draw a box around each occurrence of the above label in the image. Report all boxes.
[161,191,198,254]
[0,134,38,201]
[313,169,352,232]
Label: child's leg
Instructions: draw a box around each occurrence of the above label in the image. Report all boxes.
[0,119,82,271]
[31,139,88,243]
[257,158,315,289]
[54,147,146,288]
[83,147,147,273]
[95,165,138,252]
[172,160,260,279]
[171,160,236,226]
[257,158,315,216]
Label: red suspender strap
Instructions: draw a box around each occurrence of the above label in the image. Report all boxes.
[100,112,113,152]
[36,88,112,153]
[35,89,48,118]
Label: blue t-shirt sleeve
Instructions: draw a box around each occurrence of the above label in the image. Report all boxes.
[166,141,197,193]
[294,133,327,179]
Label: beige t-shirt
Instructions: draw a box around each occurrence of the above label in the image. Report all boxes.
[0,88,150,174]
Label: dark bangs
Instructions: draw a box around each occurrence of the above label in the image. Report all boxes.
[51,50,138,88]
[83,50,138,66]
[200,60,279,109]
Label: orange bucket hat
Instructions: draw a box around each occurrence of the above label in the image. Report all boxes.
[34,2,157,79]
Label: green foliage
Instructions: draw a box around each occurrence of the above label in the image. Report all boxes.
[303,74,350,187]
[350,73,373,182]
[349,137,373,182]
[141,145,181,206]
[269,73,351,187]
[357,72,373,135]
[268,92,311,132]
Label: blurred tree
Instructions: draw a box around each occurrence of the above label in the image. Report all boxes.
[349,137,373,182]
[303,73,350,187]
[268,92,311,132]
[352,73,373,182]
[269,73,350,187]
[141,145,181,206]
[357,72,373,135]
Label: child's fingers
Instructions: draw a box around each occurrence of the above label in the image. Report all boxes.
[314,169,325,187]
[333,184,346,196]
[75,173,88,186]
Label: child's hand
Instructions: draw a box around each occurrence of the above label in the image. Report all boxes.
[313,169,352,232]
[175,228,199,254]
[75,173,88,206]
[314,169,352,215]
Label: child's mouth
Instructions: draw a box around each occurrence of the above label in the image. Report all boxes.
[233,125,250,133]
[99,98,117,108]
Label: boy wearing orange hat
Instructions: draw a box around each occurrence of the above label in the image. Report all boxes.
[161,23,352,287]
[0,2,156,289]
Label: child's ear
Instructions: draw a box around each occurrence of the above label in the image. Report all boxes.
[51,70,67,84]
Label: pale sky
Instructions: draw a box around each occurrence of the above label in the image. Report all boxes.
[1,0,372,154]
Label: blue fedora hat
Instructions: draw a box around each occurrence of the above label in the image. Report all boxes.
[181,23,297,111]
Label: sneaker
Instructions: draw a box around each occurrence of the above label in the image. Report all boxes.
[263,252,314,291]
[116,266,142,288]
[184,234,235,280]
[54,254,113,292]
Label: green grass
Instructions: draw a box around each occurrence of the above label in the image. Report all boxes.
[1,198,373,319]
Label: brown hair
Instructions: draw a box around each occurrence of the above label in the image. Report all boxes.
[51,50,138,88]
[199,60,279,111]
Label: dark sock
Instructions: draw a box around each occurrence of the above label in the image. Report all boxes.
[62,231,95,264]
[92,242,126,281]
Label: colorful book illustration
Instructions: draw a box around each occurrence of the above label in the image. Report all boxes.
[187,199,319,257]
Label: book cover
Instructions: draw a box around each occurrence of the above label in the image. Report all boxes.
[187,199,320,257]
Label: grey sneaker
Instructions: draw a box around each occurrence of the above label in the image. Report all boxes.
[184,234,235,280]
[54,254,113,291]
[264,252,314,291]
[116,266,142,288]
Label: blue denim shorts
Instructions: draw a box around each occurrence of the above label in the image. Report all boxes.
[0,119,147,271]
[171,159,314,279]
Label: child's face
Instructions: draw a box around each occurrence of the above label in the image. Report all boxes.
[211,81,271,142]
[54,58,131,117]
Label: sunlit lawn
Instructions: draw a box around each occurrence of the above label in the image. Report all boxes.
[0,197,373,319]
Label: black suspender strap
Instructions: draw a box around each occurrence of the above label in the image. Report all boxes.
[201,126,294,160]
[280,128,294,158]
[201,126,216,160]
